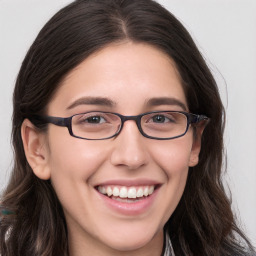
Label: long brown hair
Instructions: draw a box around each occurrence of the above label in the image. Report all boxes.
[0,0,254,255]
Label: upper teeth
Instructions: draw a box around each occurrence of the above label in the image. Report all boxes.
[97,185,155,199]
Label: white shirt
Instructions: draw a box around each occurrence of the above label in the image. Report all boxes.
[163,233,175,256]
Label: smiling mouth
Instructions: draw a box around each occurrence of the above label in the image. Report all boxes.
[96,185,158,202]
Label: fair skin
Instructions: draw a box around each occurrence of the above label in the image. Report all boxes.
[21,42,203,256]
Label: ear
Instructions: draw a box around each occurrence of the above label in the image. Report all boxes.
[189,123,207,167]
[21,119,51,180]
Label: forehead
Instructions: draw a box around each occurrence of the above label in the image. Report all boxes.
[48,42,187,115]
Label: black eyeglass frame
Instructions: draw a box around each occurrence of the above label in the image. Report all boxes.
[30,111,209,140]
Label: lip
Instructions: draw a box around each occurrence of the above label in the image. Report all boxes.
[94,180,161,216]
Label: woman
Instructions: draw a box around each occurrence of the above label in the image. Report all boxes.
[0,0,255,255]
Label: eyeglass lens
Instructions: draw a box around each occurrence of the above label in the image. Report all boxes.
[71,111,188,140]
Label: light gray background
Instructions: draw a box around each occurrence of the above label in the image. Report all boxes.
[0,0,255,245]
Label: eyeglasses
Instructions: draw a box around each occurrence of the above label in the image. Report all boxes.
[31,111,209,140]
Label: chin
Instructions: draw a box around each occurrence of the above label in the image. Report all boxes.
[98,225,163,253]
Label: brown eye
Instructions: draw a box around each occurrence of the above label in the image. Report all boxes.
[152,115,166,123]
[151,114,175,124]
[86,116,105,124]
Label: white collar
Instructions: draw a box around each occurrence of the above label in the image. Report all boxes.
[163,232,175,256]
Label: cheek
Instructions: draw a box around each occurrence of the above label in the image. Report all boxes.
[148,136,193,219]
[150,136,193,177]
[46,128,110,194]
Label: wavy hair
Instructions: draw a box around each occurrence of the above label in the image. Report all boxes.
[0,0,254,255]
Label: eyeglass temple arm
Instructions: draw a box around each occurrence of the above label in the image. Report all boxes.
[190,114,209,124]
[198,115,209,122]
[30,115,69,127]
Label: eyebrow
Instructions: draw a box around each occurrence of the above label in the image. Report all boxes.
[146,97,187,111]
[66,96,116,110]
[66,96,187,111]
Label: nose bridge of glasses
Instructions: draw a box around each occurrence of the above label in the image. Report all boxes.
[118,114,143,134]
[121,115,140,122]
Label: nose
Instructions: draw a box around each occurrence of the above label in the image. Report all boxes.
[110,120,150,170]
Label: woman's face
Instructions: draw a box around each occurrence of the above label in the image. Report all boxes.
[29,42,202,254]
